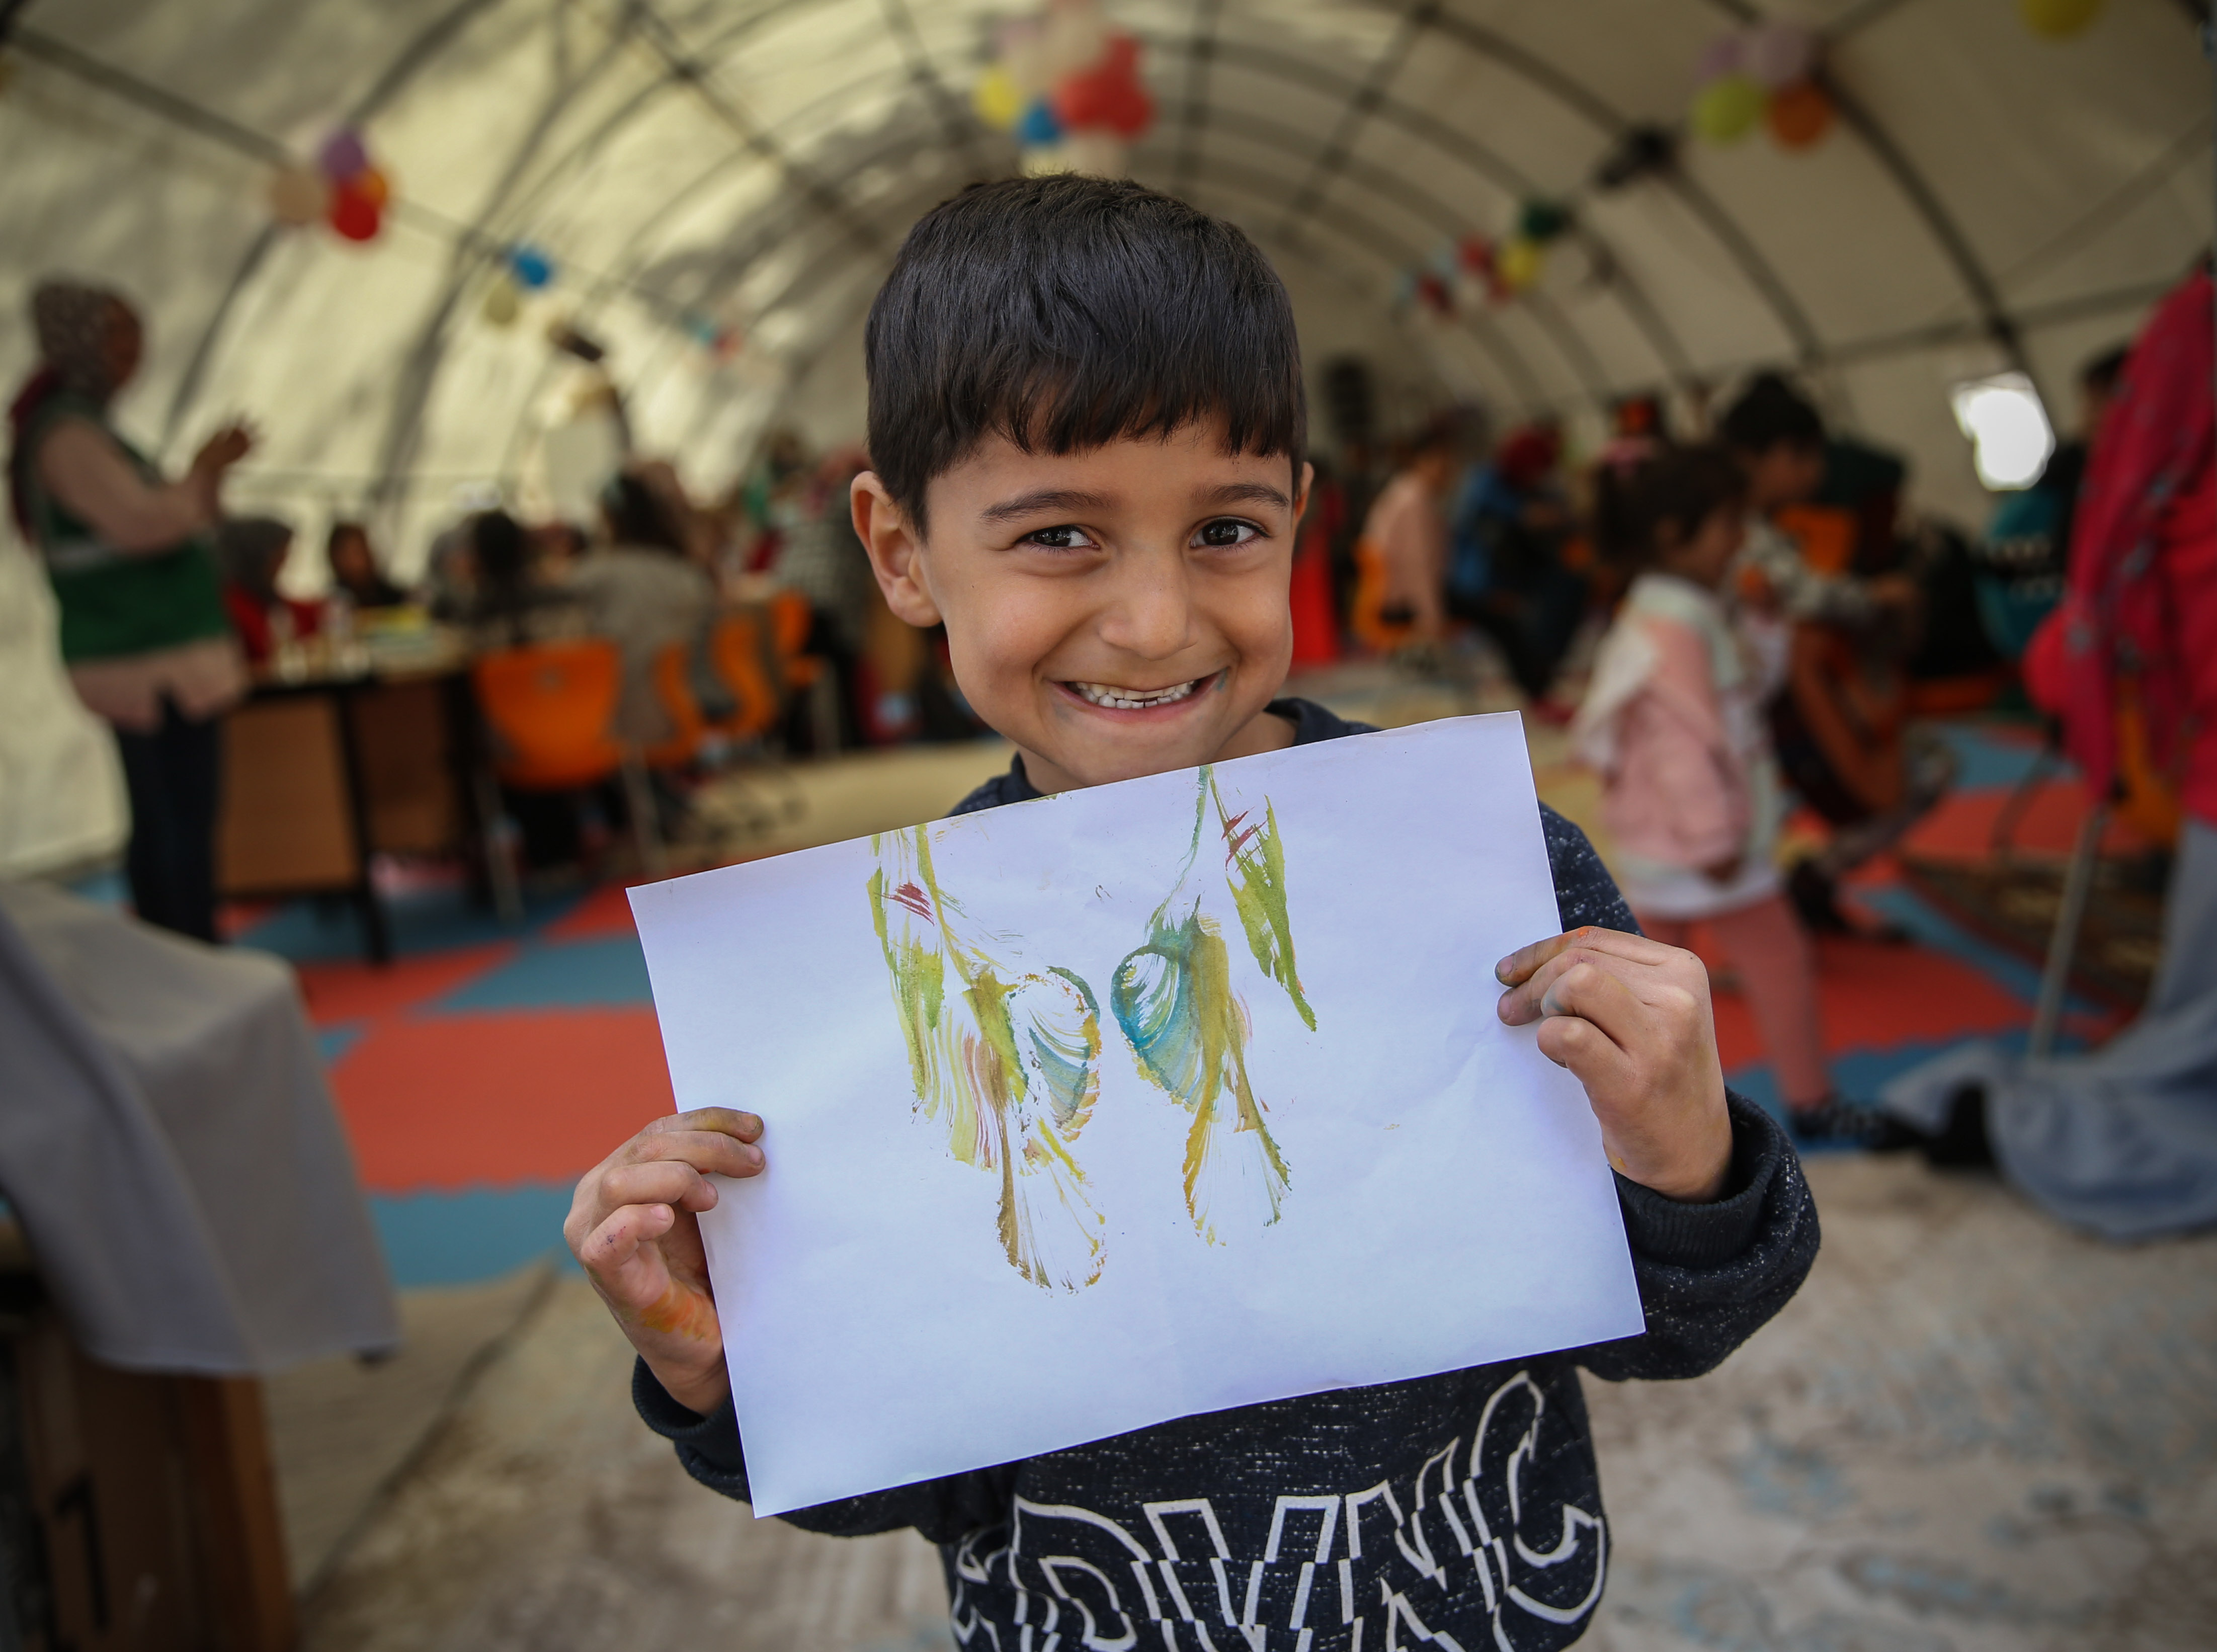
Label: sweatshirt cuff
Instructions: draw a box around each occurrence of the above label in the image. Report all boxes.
[632,1356,750,1478]
[1612,1091,1786,1269]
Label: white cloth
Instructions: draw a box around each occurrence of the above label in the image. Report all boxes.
[0,540,126,873]
[0,880,400,1372]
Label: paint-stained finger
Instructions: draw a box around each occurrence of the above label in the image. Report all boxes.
[1537,962,1643,1054]
[597,1160,719,1220]
[579,1201,675,1279]
[618,1127,766,1178]
[646,1107,763,1143]
[1495,925,1673,986]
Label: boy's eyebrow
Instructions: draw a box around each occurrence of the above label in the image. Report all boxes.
[979,487,1118,522]
[1199,481,1293,511]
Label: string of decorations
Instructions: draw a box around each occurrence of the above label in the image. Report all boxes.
[970,0,1155,178]
[257,125,741,361]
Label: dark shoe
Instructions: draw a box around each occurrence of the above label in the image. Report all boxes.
[1787,860,1911,944]
[1920,1083,1997,1169]
[1788,1097,1922,1151]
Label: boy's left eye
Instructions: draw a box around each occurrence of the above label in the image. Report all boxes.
[1193,519,1261,548]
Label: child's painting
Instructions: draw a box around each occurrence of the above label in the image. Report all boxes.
[631,714,1644,1517]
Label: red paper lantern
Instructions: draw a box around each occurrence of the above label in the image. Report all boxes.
[1765,79,1833,150]
[329,182,382,241]
[1456,235,1495,277]
[1414,272,1453,317]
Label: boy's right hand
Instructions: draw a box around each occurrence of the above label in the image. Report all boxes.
[564,1108,764,1417]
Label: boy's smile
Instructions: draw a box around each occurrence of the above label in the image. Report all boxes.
[854,422,1311,793]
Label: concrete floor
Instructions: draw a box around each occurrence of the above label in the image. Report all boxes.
[290,1154,2216,1652]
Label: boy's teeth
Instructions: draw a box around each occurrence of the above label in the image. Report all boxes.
[1071,679,1199,710]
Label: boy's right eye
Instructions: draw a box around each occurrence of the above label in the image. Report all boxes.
[1022,525,1098,550]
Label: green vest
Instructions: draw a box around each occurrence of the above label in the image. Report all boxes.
[12,392,232,664]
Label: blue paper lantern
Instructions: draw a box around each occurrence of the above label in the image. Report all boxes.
[508,244,555,290]
[1016,97,1064,148]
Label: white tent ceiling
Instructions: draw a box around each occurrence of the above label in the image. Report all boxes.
[1,0,2208,575]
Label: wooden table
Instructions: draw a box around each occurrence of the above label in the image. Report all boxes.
[215,643,489,965]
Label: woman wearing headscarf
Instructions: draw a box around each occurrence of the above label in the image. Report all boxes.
[6,281,254,941]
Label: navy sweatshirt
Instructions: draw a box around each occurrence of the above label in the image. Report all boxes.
[637,698,1820,1650]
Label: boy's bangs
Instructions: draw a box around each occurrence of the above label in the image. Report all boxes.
[866,176,1306,527]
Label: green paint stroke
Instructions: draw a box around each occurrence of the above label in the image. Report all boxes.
[1211,777,1316,1031]
[1108,769,1302,1237]
[867,827,1106,1290]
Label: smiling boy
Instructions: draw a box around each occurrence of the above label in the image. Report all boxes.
[567,177,1818,1650]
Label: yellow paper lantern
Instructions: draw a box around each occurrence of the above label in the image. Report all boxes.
[972,63,1025,131]
[1496,238,1545,293]
[2019,0,2106,38]
[482,275,522,327]
[1691,72,1766,145]
[267,165,330,227]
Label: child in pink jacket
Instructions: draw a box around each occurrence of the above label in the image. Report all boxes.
[1576,444,1901,1146]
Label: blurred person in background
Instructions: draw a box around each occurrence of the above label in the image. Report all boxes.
[1972,345,2129,662]
[1722,372,1950,939]
[773,448,875,750]
[326,519,406,610]
[1448,423,1583,710]
[1579,445,1906,1147]
[217,515,323,666]
[568,470,716,756]
[459,507,581,647]
[6,280,252,941]
[1350,417,1458,653]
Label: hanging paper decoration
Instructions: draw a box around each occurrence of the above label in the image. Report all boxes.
[978,0,1152,177]
[329,182,382,241]
[1413,272,1453,318]
[973,62,1025,130]
[309,126,388,241]
[508,244,556,290]
[1691,72,1766,144]
[2019,0,2107,37]
[712,325,743,362]
[1691,25,1834,153]
[1016,96,1065,149]
[1743,22,1817,89]
[1517,199,1572,245]
[1456,235,1495,278]
[1053,34,1153,139]
[267,166,329,228]
[317,128,370,184]
[482,274,523,327]
[1495,238,1545,294]
[1765,79,1834,149]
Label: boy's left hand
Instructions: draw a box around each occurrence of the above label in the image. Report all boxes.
[1495,928,1733,1203]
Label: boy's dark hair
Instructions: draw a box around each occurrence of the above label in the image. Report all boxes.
[865,175,1305,530]
[1718,371,1824,455]
[1594,442,1746,568]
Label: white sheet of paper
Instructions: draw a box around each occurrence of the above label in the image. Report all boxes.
[629,712,1644,1517]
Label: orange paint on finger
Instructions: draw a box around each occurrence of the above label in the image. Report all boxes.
[630,1279,720,1345]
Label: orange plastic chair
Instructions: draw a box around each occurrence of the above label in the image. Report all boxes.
[767,587,823,691]
[706,610,782,742]
[645,640,706,771]
[474,640,625,790]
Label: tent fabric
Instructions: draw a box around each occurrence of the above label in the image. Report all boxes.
[0,539,127,877]
[0,0,2206,576]
[0,878,400,1374]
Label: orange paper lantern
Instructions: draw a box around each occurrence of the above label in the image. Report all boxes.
[1766,79,1833,150]
[352,166,391,209]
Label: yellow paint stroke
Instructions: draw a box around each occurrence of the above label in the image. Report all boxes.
[1109,769,1304,1237]
[868,828,1106,1290]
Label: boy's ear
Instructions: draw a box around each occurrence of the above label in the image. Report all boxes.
[1294,460,1313,524]
[852,471,943,629]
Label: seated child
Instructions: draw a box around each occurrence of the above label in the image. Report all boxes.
[1577,444,1908,1150]
[566,177,1818,1651]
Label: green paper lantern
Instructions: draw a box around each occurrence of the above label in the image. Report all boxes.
[1518,199,1571,244]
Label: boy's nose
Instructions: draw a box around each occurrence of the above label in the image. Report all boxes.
[1097,558,1197,660]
